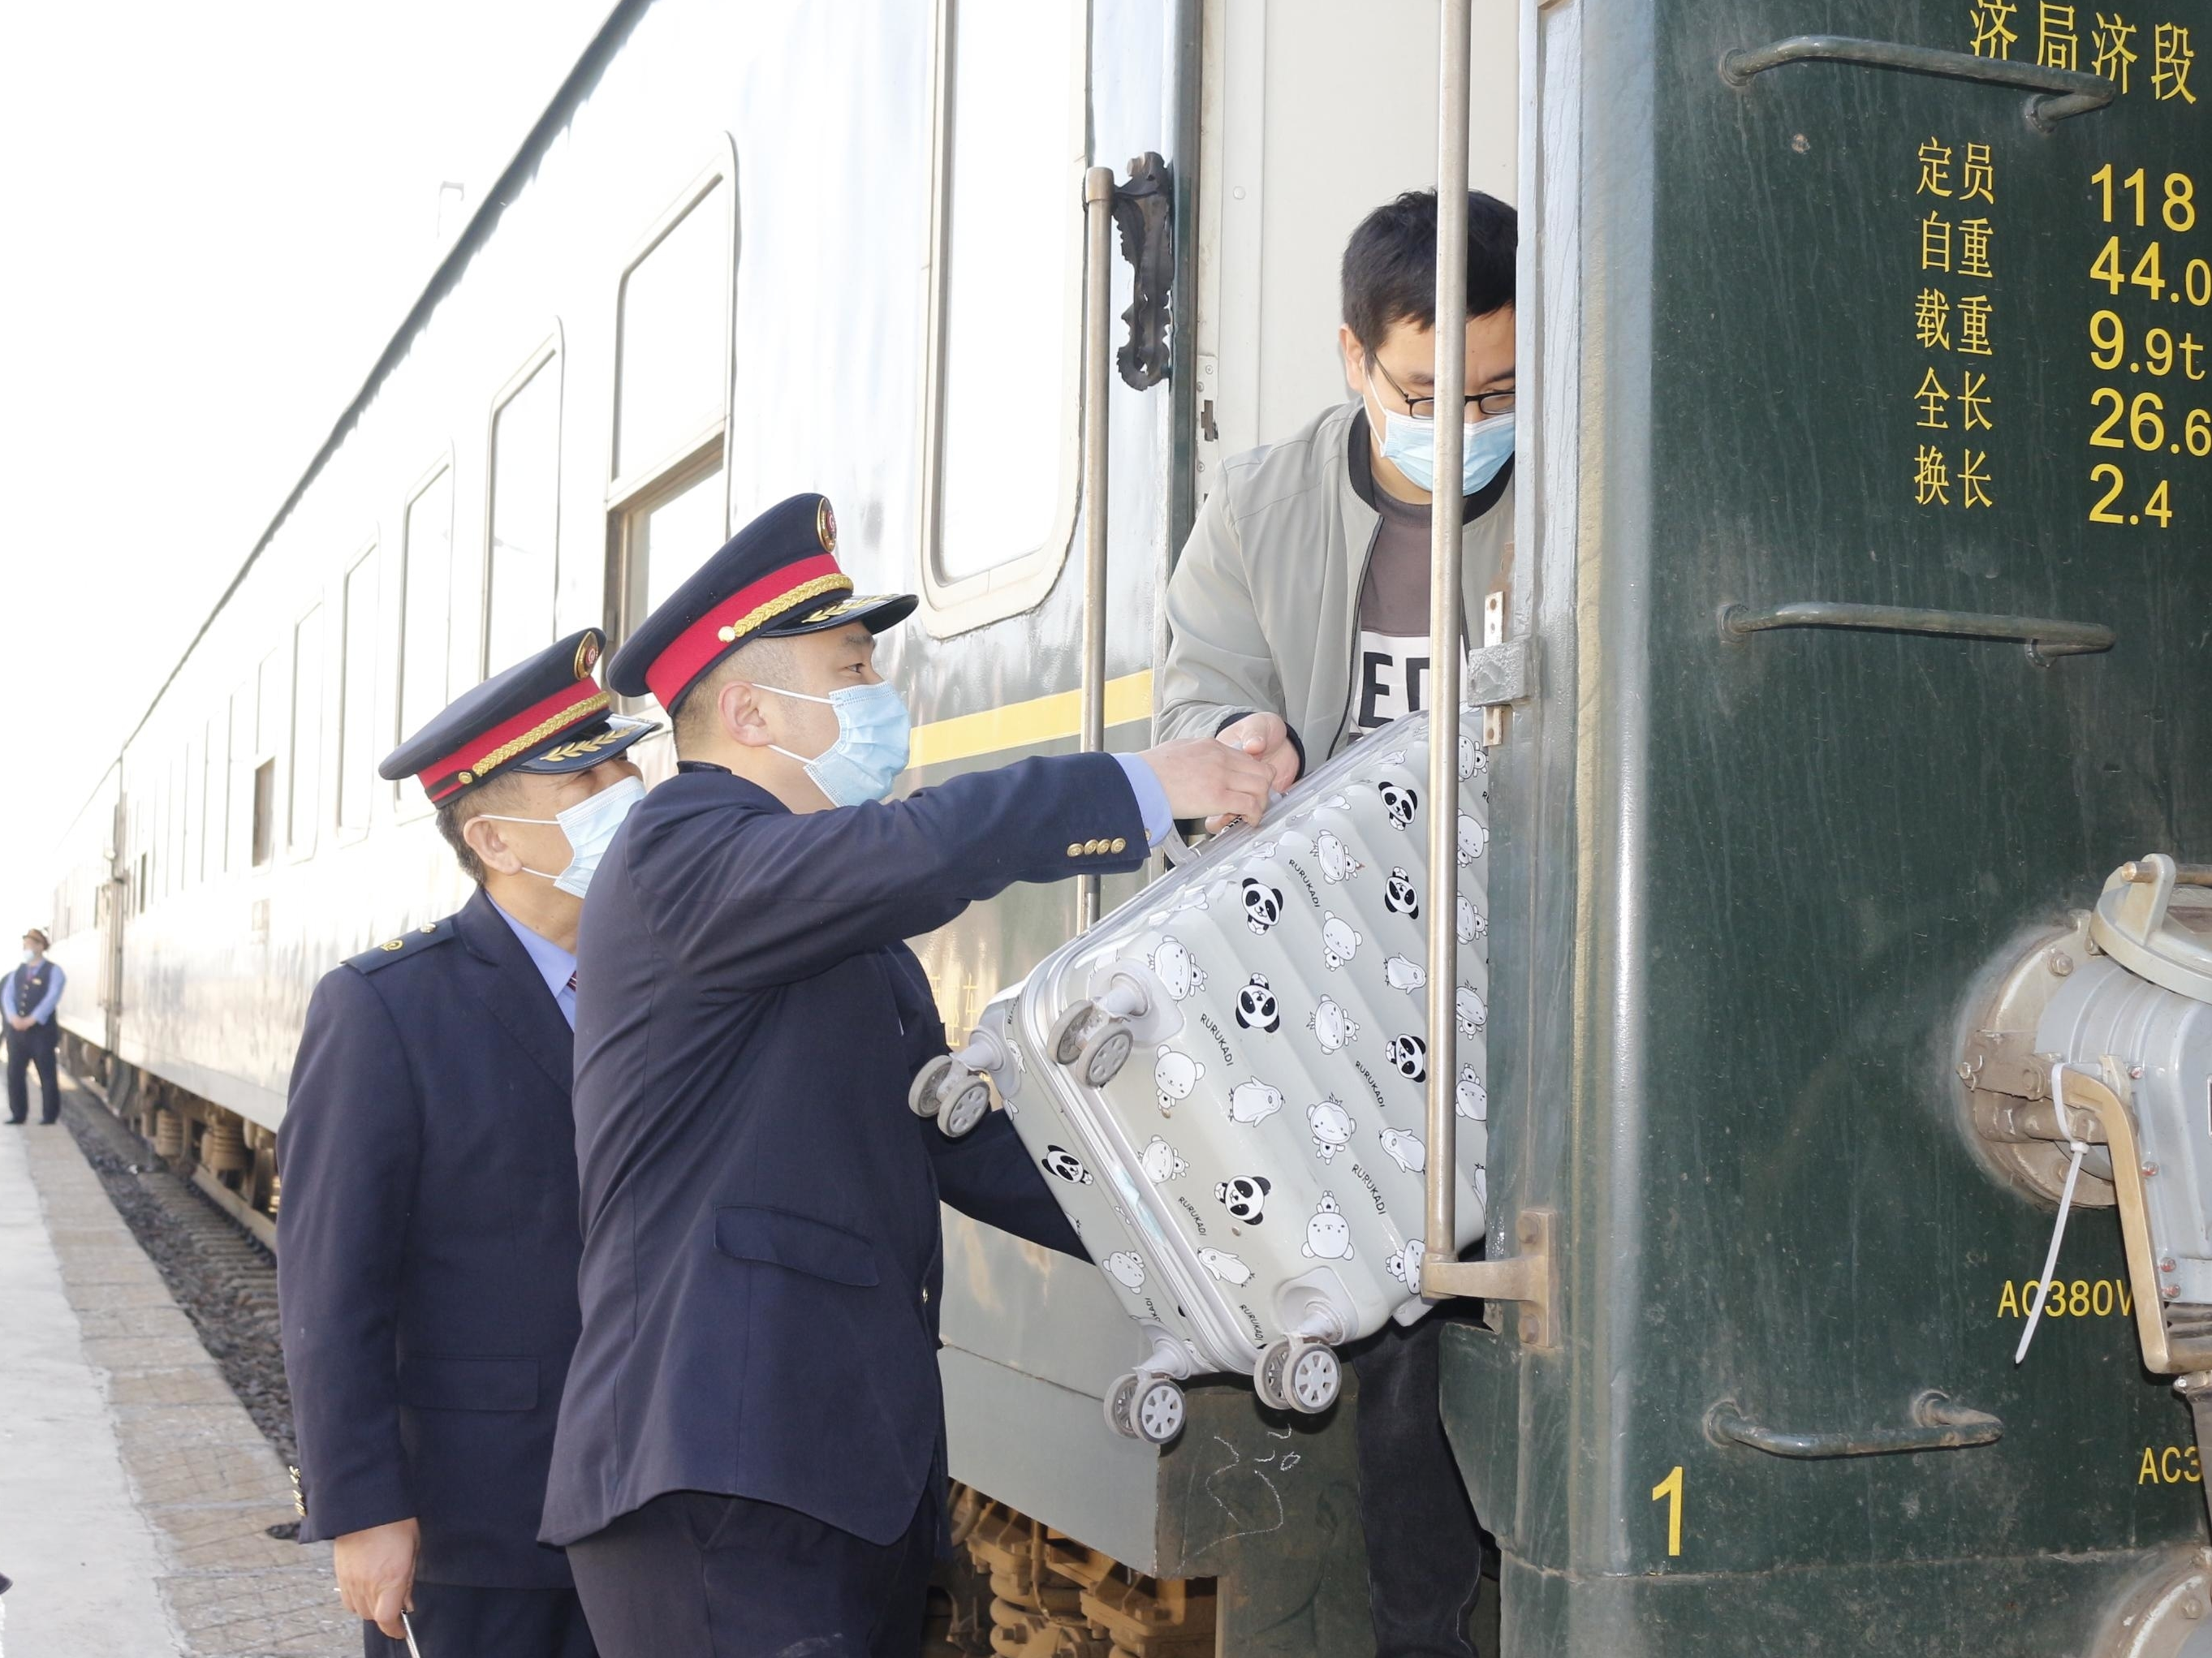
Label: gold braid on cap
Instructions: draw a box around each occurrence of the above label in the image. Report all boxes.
[468,691,611,776]
[714,572,853,644]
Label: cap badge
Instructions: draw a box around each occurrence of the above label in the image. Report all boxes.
[816,499,837,554]
[576,635,602,678]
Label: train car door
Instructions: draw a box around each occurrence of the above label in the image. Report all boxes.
[931,5,1524,1655]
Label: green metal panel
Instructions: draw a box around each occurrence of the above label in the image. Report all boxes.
[1447,1,2212,1652]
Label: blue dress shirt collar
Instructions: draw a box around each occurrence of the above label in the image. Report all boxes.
[487,899,578,1030]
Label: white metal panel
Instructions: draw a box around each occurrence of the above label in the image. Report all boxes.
[1196,0,1520,490]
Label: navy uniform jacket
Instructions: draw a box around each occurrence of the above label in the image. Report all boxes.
[540,753,1147,1548]
[278,889,584,1587]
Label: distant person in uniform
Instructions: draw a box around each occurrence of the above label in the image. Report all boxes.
[541,494,1274,1658]
[1155,189,1516,1658]
[3,928,67,1126]
[278,630,654,1658]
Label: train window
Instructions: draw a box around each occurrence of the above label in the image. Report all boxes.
[253,646,283,868]
[338,549,378,834]
[290,606,324,854]
[227,685,249,873]
[636,459,727,622]
[202,715,221,881]
[613,170,731,486]
[251,763,275,868]
[399,463,454,753]
[916,0,1088,631]
[170,755,185,897]
[485,346,562,672]
[182,735,200,890]
[160,761,175,899]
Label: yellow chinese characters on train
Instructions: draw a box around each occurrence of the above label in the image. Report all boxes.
[1969,3,2196,105]
[1912,135,1999,509]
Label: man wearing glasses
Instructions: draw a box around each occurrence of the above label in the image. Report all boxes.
[1158,187,1516,785]
[1155,188,1516,1658]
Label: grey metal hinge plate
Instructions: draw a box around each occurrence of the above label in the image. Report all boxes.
[1466,638,1533,707]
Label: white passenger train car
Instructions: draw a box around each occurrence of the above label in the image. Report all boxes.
[45,1,1515,1641]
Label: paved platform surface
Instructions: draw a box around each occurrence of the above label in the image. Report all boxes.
[0,1079,351,1657]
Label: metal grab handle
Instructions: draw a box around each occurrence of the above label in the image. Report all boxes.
[1421,0,1474,1300]
[1719,601,2115,663]
[1076,166,1115,932]
[1706,1391,2003,1459]
[1720,35,2116,131]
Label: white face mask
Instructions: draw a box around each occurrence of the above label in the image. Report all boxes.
[471,776,647,898]
[20,950,39,965]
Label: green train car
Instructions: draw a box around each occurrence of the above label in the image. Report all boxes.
[1441,2,2212,1653]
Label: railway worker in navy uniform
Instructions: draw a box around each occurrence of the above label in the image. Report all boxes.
[541,493,1274,1658]
[278,627,656,1658]
[2,928,66,1125]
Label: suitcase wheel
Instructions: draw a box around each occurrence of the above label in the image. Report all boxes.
[1104,1372,1142,1438]
[1286,1340,1341,1414]
[1052,1000,1106,1065]
[937,1077,993,1139]
[1253,1341,1294,1411]
[1132,1376,1186,1445]
[1050,1001,1135,1087]
[908,1055,959,1118]
[1080,1026,1133,1087]
[1105,1371,1187,1444]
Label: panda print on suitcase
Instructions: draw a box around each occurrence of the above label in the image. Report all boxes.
[916,708,1488,1442]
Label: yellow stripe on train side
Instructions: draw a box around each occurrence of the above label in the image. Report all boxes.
[907,671,1154,769]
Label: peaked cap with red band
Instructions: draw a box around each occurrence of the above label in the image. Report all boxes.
[378,627,658,804]
[606,492,917,713]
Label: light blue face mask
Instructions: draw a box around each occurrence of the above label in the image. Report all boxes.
[1374,387,1516,497]
[759,679,912,807]
[474,774,646,898]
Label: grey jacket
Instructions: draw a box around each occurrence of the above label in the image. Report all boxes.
[1158,398,1515,768]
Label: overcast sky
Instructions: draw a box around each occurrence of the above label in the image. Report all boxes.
[0,0,617,932]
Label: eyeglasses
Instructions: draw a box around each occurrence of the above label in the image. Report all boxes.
[1369,355,1516,420]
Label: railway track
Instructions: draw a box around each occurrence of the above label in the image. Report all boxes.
[60,1073,297,1481]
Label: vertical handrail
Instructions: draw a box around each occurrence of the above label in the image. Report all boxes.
[1078,166,1115,931]
[1422,0,1473,1298]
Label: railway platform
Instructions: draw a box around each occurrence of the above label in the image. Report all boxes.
[0,1076,351,1657]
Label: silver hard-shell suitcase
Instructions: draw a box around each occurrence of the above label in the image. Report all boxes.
[910,708,1489,1442]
